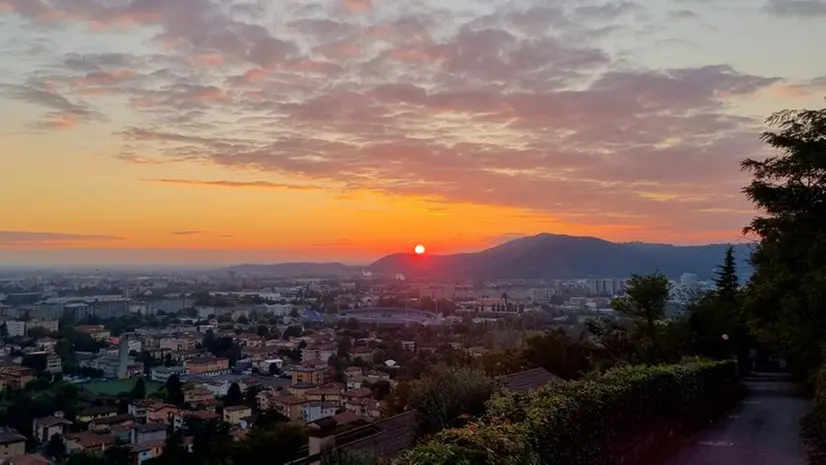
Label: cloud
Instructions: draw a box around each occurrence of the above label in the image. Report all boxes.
[2,83,106,129]
[170,231,203,235]
[0,231,121,246]
[142,178,325,190]
[764,0,826,16]
[0,0,806,239]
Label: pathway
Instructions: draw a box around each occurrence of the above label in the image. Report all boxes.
[658,372,810,465]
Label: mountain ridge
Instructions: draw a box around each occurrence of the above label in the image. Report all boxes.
[222,233,754,280]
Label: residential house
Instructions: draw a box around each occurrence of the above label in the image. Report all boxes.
[184,357,229,376]
[301,344,336,364]
[77,406,118,424]
[0,366,34,390]
[345,398,382,420]
[306,387,343,406]
[172,411,221,431]
[130,442,164,465]
[288,382,317,399]
[88,414,135,433]
[130,423,167,444]
[182,385,214,404]
[0,427,26,458]
[301,402,336,423]
[270,396,308,421]
[349,346,374,360]
[3,454,51,465]
[304,411,417,463]
[146,403,180,424]
[292,366,326,385]
[222,405,252,426]
[128,399,157,422]
[499,368,562,393]
[64,432,115,454]
[341,388,372,406]
[75,325,110,341]
[32,414,72,445]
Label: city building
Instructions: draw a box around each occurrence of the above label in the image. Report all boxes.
[4,321,25,338]
[292,366,327,385]
[32,414,72,445]
[185,357,230,376]
[680,273,699,289]
[301,402,337,423]
[27,319,59,334]
[150,366,187,383]
[223,405,252,425]
[45,355,62,374]
[129,423,167,444]
[0,427,26,458]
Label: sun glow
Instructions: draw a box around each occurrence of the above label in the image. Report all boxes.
[414,244,426,255]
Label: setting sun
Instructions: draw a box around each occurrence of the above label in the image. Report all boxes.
[414,244,426,255]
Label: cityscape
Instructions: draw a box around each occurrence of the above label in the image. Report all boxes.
[1,0,824,464]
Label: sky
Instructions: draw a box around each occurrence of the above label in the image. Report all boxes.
[0,0,824,267]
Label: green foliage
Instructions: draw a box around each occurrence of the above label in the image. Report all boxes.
[611,274,670,362]
[224,382,243,407]
[395,366,496,437]
[165,374,185,406]
[741,107,826,377]
[398,360,738,465]
[131,377,147,399]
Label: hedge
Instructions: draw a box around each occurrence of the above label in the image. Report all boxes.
[802,363,826,465]
[394,360,738,465]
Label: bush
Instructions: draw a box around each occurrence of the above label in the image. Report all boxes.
[802,363,826,465]
[395,360,738,465]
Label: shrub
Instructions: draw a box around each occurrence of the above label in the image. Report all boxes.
[802,362,826,465]
[395,360,738,465]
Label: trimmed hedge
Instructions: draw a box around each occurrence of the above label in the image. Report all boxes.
[394,360,738,465]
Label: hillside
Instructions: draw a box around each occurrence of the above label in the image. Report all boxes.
[220,262,356,277]
[367,233,752,280]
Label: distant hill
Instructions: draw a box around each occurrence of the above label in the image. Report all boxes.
[367,233,753,280]
[220,262,356,277]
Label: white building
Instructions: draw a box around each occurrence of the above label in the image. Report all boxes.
[5,320,25,337]
[28,319,59,334]
[301,402,336,422]
[150,366,187,383]
[680,273,699,289]
[46,355,62,374]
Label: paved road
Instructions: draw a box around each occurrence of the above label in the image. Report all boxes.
[659,372,810,465]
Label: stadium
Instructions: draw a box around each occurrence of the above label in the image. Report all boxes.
[337,307,442,325]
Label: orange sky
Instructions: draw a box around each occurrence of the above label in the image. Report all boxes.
[0,0,824,266]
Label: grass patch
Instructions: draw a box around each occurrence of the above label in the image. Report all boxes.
[80,378,162,396]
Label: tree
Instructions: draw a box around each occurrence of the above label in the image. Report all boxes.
[257,325,269,339]
[46,433,66,460]
[741,107,826,377]
[131,377,147,399]
[224,382,243,407]
[611,273,670,362]
[166,374,185,406]
[237,315,249,324]
[394,366,495,437]
[337,337,352,359]
[268,363,281,377]
[370,379,392,401]
[235,423,307,465]
[714,246,740,303]
[282,325,303,340]
[22,354,48,373]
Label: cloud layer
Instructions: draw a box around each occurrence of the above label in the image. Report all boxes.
[2,0,822,242]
